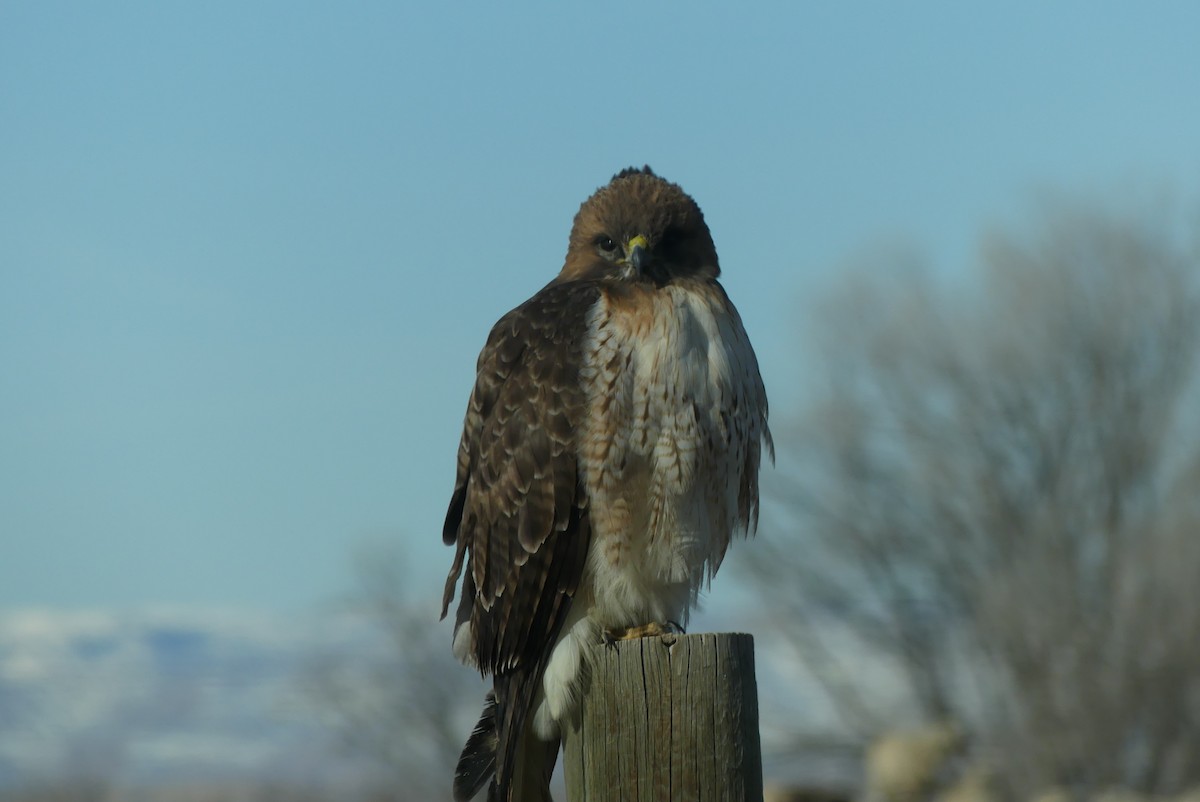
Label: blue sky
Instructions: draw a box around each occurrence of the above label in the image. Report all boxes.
[3,2,1199,612]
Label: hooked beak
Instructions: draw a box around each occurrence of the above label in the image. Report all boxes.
[625,235,650,273]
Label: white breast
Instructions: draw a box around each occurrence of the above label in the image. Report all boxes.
[578,282,764,627]
[534,280,768,740]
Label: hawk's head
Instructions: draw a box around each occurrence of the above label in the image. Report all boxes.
[559,166,720,285]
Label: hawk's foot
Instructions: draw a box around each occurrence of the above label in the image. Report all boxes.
[601,620,686,647]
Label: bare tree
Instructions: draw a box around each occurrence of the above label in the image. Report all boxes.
[747,198,1200,797]
[301,543,484,802]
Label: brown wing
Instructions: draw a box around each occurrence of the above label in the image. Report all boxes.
[441,280,596,675]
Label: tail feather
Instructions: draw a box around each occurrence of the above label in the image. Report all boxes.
[505,725,559,802]
[490,670,542,802]
[455,671,557,802]
[454,692,499,801]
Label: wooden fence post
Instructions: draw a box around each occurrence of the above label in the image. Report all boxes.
[562,632,764,802]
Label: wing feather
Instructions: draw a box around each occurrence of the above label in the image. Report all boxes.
[441,281,597,677]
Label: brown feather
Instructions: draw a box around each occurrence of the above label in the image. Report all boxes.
[443,166,772,801]
[441,281,598,800]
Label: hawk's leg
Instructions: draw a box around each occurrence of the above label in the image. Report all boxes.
[601,620,686,647]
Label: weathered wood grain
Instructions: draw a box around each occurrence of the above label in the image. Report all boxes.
[562,632,763,802]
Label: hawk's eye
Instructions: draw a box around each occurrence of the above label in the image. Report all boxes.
[595,235,617,255]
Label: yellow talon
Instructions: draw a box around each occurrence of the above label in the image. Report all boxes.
[602,621,684,643]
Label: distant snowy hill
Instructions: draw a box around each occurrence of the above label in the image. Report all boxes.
[0,606,891,795]
[0,607,385,792]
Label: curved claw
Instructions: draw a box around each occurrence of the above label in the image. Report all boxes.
[602,621,683,642]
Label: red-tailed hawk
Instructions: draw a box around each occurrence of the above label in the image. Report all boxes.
[441,167,772,802]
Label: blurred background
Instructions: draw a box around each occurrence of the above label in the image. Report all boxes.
[3,3,1199,801]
